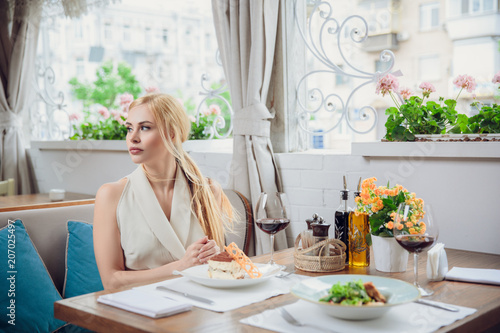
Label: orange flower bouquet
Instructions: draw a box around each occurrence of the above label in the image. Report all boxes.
[354,177,425,237]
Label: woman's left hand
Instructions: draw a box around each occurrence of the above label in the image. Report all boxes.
[198,239,220,264]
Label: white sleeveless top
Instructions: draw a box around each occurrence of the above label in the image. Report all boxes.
[116,166,205,270]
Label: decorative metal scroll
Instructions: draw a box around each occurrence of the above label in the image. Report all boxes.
[295,0,397,135]
[31,60,70,140]
[194,50,233,139]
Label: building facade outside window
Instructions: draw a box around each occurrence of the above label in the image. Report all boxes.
[418,54,441,82]
[420,2,440,31]
[448,0,497,17]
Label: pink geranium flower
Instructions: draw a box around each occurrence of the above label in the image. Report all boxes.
[453,74,476,93]
[492,71,500,84]
[145,86,159,93]
[376,74,399,97]
[98,106,110,119]
[113,110,127,125]
[419,82,436,98]
[207,104,221,116]
[68,113,81,122]
[399,88,413,100]
[120,93,134,106]
[188,115,196,123]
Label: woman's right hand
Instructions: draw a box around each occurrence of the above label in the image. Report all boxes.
[178,236,210,270]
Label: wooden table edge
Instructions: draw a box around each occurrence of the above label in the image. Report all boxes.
[53,248,500,333]
[0,199,95,212]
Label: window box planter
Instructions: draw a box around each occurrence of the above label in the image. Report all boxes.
[414,134,500,142]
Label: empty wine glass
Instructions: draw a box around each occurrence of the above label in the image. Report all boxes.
[255,192,290,270]
[394,203,438,296]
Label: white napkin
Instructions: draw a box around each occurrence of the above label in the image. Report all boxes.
[426,243,448,281]
[445,267,500,285]
[241,299,476,333]
[97,289,191,318]
[134,275,306,312]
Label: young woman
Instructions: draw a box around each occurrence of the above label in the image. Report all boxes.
[93,93,233,289]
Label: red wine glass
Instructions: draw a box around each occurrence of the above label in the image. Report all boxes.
[255,192,290,270]
[394,203,438,296]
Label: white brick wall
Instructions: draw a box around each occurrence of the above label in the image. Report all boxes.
[192,149,500,255]
[30,141,500,254]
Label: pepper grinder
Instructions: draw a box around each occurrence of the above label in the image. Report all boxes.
[311,216,331,257]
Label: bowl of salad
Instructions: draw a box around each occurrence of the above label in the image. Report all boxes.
[290,274,420,320]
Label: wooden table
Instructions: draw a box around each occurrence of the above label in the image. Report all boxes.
[0,192,95,212]
[54,248,500,333]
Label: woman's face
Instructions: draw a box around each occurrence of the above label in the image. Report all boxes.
[125,104,169,165]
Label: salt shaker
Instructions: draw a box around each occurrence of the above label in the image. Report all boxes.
[300,213,317,255]
[311,216,331,256]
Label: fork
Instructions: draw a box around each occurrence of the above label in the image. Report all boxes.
[275,270,294,278]
[279,307,337,332]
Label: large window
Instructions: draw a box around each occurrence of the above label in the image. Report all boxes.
[420,2,440,31]
[34,0,223,141]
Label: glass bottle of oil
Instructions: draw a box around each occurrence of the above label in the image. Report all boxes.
[334,175,350,265]
[348,177,370,267]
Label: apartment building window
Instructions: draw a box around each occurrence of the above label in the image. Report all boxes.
[420,2,440,31]
[335,65,350,86]
[123,25,131,41]
[104,23,112,41]
[449,0,496,17]
[76,57,85,76]
[419,55,441,81]
[74,20,83,39]
[162,29,168,45]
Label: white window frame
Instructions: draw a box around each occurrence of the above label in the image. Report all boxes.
[448,0,497,17]
[420,2,440,31]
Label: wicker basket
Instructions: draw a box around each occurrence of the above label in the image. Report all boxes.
[294,234,347,273]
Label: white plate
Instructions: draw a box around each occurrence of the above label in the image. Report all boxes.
[291,274,420,320]
[173,263,282,289]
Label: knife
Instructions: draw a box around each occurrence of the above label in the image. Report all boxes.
[156,285,215,305]
[416,299,459,312]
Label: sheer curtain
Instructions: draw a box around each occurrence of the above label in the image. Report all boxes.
[0,1,43,194]
[212,0,288,255]
[0,0,110,194]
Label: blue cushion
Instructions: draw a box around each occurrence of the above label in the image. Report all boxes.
[63,221,103,298]
[0,219,65,332]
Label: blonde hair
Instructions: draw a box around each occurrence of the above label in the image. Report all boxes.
[128,93,233,248]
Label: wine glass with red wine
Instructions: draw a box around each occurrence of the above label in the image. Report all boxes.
[255,192,290,269]
[394,203,438,296]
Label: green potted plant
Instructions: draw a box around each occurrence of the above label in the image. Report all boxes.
[68,61,142,140]
[377,72,500,141]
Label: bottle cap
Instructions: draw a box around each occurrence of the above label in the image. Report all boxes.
[305,213,318,230]
[340,175,349,200]
[354,177,362,197]
[311,216,330,237]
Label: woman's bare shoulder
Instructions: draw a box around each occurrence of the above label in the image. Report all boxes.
[95,178,128,205]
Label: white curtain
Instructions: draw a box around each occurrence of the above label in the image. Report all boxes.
[0,1,43,194]
[212,0,288,255]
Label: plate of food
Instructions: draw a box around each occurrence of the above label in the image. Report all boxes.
[290,274,420,320]
[173,243,282,288]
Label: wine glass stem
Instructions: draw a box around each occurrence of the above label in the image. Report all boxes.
[269,234,275,265]
[414,253,419,287]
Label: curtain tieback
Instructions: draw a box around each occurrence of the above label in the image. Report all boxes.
[233,103,275,137]
[0,111,22,130]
